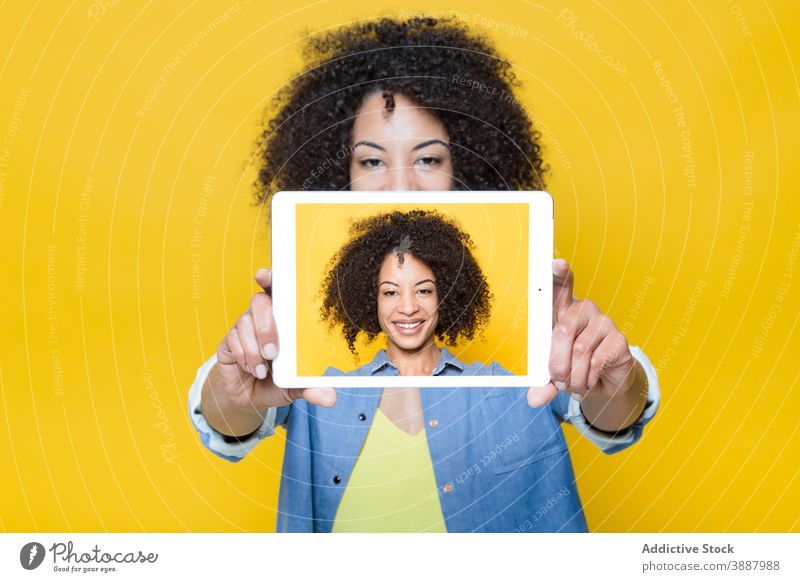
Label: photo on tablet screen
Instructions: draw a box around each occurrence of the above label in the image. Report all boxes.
[298,202,528,376]
[270,191,553,388]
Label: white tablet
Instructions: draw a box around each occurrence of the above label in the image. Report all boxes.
[270,191,553,388]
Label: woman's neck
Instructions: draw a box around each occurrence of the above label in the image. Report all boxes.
[386,340,441,376]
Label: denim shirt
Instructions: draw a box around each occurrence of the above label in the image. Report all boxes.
[188,346,660,532]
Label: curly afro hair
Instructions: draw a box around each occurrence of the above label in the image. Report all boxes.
[320,209,493,356]
[253,16,548,206]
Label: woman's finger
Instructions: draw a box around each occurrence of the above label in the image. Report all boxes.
[254,268,272,293]
[264,386,333,408]
[587,332,632,392]
[569,314,613,396]
[235,312,268,379]
[250,291,279,361]
[227,327,250,374]
[301,387,337,408]
[549,300,594,393]
[248,371,337,409]
[527,383,557,408]
[552,259,575,324]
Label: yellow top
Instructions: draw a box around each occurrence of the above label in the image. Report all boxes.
[332,407,447,532]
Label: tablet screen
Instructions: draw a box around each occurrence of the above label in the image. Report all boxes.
[271,191,553,388]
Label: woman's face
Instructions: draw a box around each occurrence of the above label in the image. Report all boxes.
[349,92,455,191]
[376,252,439,351]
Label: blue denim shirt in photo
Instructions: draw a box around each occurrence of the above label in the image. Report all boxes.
[188,346,660,532]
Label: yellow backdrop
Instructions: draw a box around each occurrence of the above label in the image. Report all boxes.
[295,203,529,375]
[1,1,797,533]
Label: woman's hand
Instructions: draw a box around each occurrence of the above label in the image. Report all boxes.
[526,259,645,421]
[215,268,336,410]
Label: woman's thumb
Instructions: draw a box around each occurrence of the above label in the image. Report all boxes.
[254,268,272,292]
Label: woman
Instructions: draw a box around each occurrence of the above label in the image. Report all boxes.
[318,209,493,367]
[188,16,659,532]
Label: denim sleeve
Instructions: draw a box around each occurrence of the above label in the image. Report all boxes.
[187,353,286,463]
[557,345,660,455]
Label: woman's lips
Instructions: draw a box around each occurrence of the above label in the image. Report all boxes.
[392,319,425,335]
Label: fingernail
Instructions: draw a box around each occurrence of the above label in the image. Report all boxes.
[263,343,278,360]
[255,364,267,379]
[571,392,583,401]
[554,380,567,391]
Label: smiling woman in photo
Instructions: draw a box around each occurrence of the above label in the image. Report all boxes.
[318,209,493,371]
[187,15,660,532]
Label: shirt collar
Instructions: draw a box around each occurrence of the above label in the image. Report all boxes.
[366,350,395,375]
[432,346,465,375]
[366,346,466,376]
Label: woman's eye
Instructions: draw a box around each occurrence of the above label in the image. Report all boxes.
[382,289,397,296]
[416,156,440,167]
[359,158,384,168]
[417,288,433,295]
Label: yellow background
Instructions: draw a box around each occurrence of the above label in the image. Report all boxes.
[295,203,529,375]
[1,1,797,532]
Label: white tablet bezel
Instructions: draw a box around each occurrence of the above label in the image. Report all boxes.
[270,190,553,388]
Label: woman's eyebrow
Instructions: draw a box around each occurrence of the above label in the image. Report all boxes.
[412,139,449,151]
[352,140,385,151]
[379,279,435,286]
[352,139,449,152]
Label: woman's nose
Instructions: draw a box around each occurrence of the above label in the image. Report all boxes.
[388,165,416,191]
[398,295,419,315]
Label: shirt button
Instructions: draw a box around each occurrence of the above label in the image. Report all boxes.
[333,475,342,484]
[428,418,439,427]
[443,482,454,493]
[358,413,367,421]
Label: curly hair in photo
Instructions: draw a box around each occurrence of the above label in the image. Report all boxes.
[319,209,493,356]
[253,16,548,205]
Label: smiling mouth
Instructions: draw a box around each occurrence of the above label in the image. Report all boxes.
[392,319,424,331]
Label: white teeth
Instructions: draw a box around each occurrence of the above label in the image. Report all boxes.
[396,321,422,329]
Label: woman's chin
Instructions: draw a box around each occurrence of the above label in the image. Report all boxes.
[387,333,435,352]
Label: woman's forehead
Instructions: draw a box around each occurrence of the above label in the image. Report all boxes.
[351,92,448,143]
[378,252,434,276]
